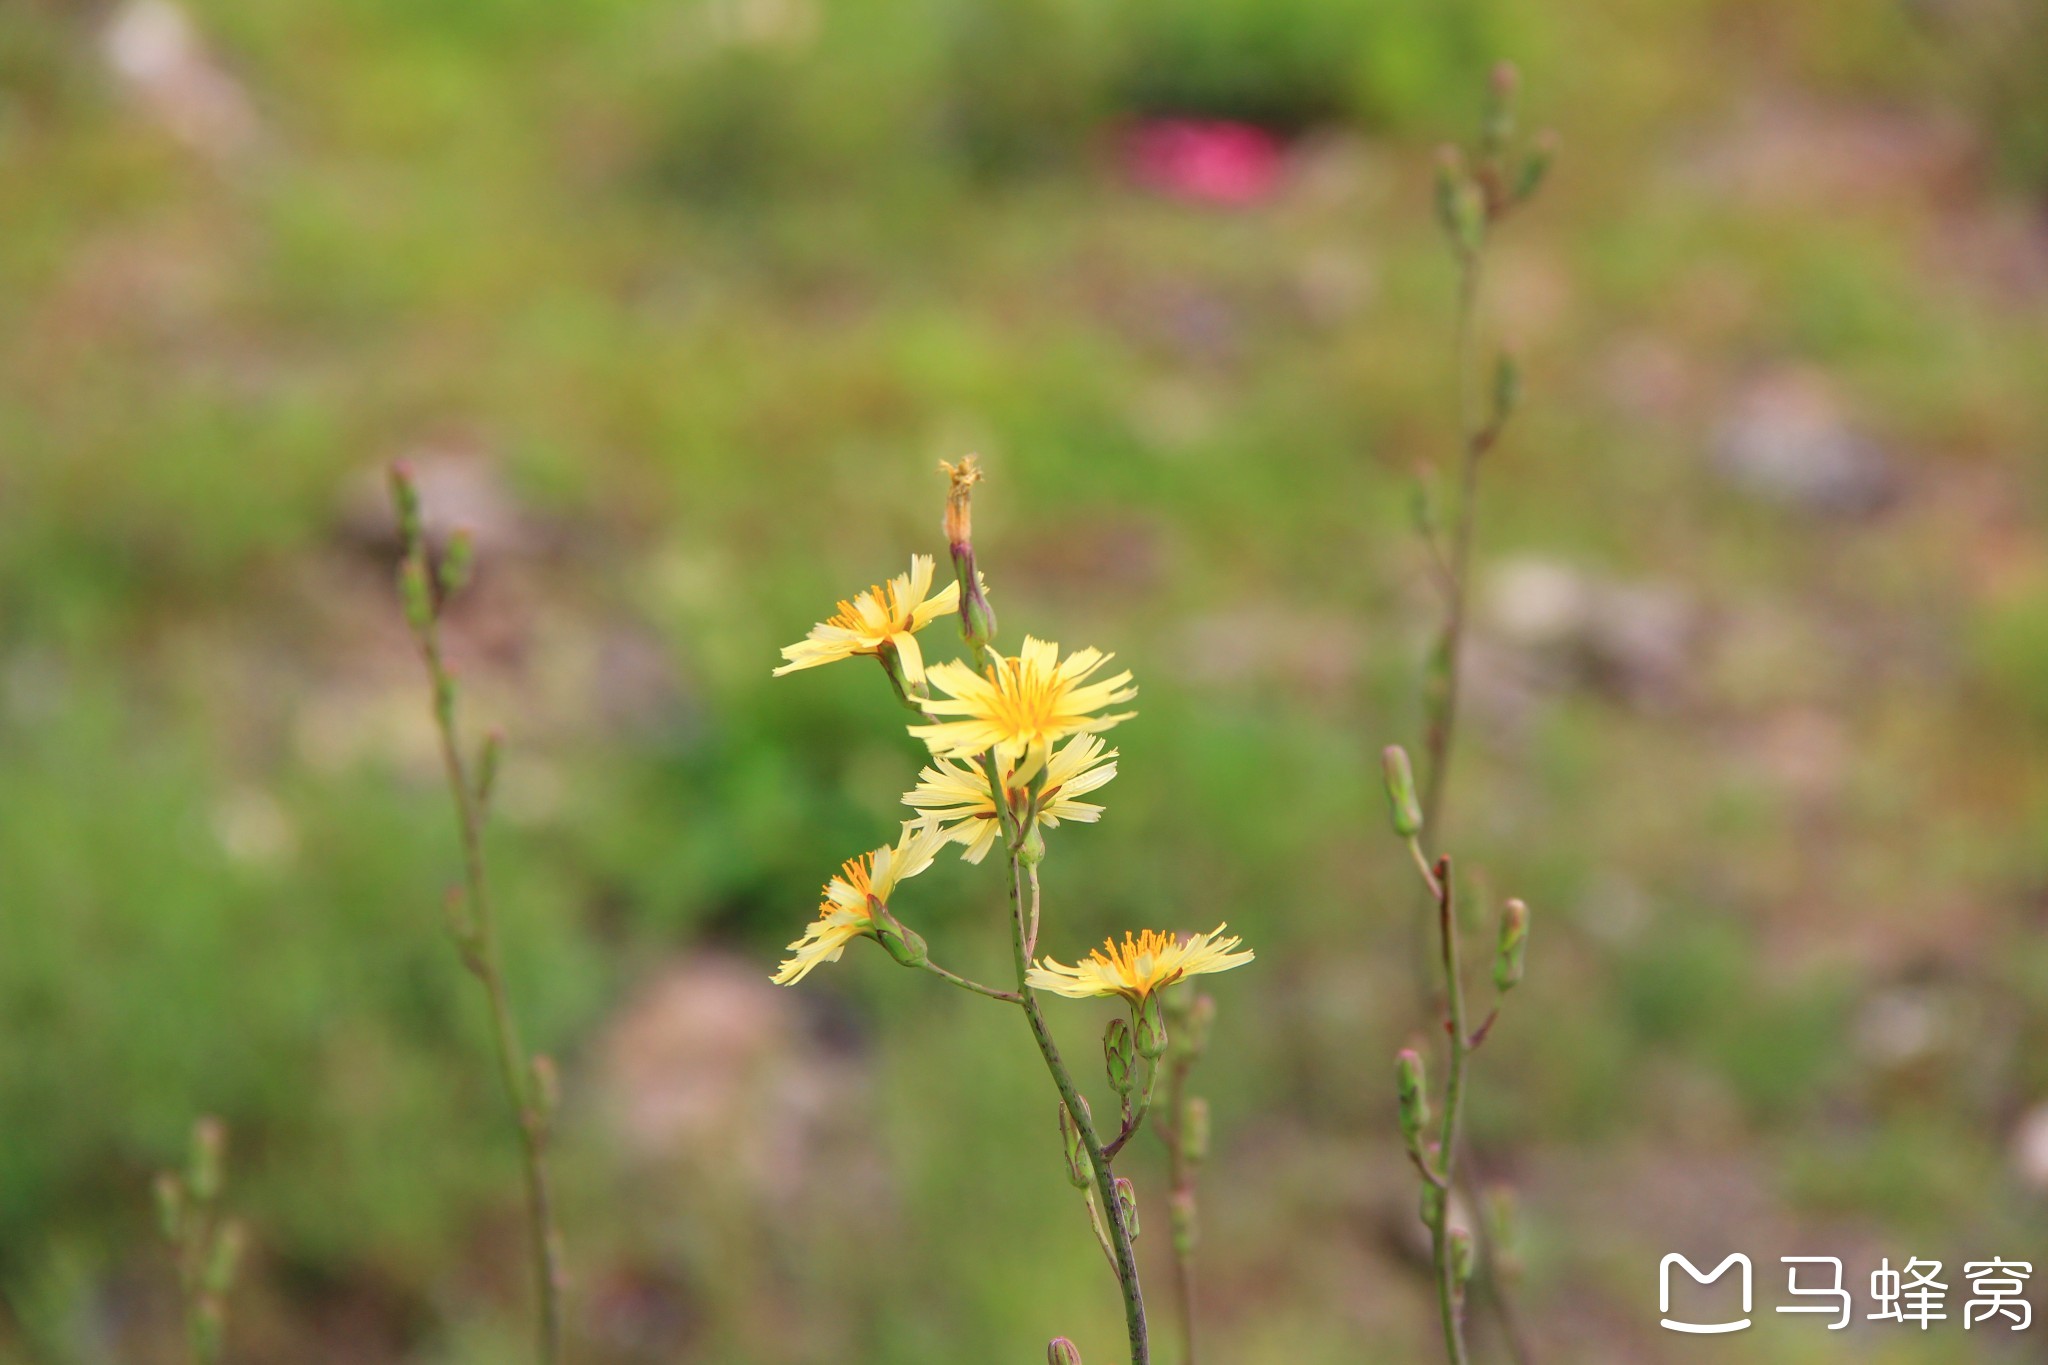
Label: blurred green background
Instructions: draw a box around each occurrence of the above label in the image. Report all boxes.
[4,0,2048,1360]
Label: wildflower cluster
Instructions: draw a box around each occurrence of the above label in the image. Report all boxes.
[770,457,1253,1365]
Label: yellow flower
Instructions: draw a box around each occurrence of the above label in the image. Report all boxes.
[773,820,950,985]
[772,555,961,688]
[902,734,1119,863]
[909,636,1136,780]
[1027,925,1254,1002]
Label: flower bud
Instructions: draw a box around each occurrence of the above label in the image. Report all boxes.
[399,553,434,633]
[437,526,475,598]
[1114,1176,1140,1238]
[1419,1176,1446,1229]
[189,1117,227,1203]
[1103,1018,1136,1096]
[1483,61,1519,155]
[1047,1337,1083,1365]
[154,1173,185,1242]
[1182,1096,1210,1166]
[1514,130,1557,204]
[1382,745,1424,838]
[531,1053,561,1125]
[1492,352,1520,427]
[1018,821,1046,868]
[204,1219,246,1295]
[1181,994,1216,1059]
[475,729,503,808]
[1485,1183,1524,1279]
[1395,1048,1431,1159]
[1493,898,1528,994]
[1134,993,1169,1060]
[1172,1189,1198,1256]
[388,461,423,548]
[1433,147,1485,254]
[940,456,998,649]
[873,908,929,970]
[1058,1100,1090,1189]
[1450,1226,1477,1287]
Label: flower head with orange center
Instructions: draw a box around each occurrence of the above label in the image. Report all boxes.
[1027,925,1254,1003]
[903,734,1118,863]
[773,820,950,985]
[772,555,963,690]
[909,636,1136,782]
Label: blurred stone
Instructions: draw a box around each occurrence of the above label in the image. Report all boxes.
[1179,605,1362,695]
[101,0,260,163]
[211,786,296,870]
[1675,94,1974,211]
[1483,557,1700,710]
[2010,1103,2048,1193]
[1711,370,1898,515]
[1854,986,1944,1068]
[1598,331,1694,422]
[595,955,874,1207]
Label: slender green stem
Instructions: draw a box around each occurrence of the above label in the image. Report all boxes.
[1153,1054,1201,1365]
[1422,246,1485,844]
[1425,851,1471,1365]
[988,751,1149,1365]
[411,599,565,1365]
[919,959,1022,1003]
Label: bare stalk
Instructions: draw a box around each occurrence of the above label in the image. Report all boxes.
[390,466,566,1365]
[1401,66,1554,1365]
[989,749,1151,1365]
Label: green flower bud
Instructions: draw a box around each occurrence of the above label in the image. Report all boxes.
[1134,993,1169,1060]
[1183,1096,1210,1166]
[1419,1173,1446,1228]
[204,1219,246,1295]
[531,1053,561,1125]
[387,461,422,548]
[1450,1226,1477,1287]
[399,554,434,633]
[874,909,928,970]
[475,729,503,808]
[1483,61,1520,156]
[1514,131,1557,204]
[154,1173,185,1242]
[1058,1100,1090,1189]
[437,526,475,598]
[1170,1187,1198,1259]
[1433,147,1485,254]
[1493,898,1528,994]
[1047,1337,1083,1365]
[1492,352,1520,427]
[1395,1048,1431,1159]
[1484,1183,1524,1279]
[1018,821,1046,868]
[189,1117,226,1203]
[1382,745,1424,838]
[1184,994,1216,1059]
[1114,1176,1140,1239]
[1103,1017,1136,1096]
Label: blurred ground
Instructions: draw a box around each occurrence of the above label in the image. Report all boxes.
[2,0,2048,1361]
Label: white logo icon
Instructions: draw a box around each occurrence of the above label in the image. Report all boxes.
[1660,1253,1752,1334]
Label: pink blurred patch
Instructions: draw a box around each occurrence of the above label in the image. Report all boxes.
[1123,117,1285,206]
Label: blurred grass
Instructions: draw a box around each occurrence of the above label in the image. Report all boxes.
[1,0,2047,1360]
